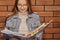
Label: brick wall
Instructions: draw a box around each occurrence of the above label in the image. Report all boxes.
[0,0,60,40]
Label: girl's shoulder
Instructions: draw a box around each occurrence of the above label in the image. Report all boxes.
[7,15,17,21]
[7,16,13,21]
[32,12,39,16]
[30,12,40,18]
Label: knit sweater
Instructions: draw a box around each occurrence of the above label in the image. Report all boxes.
[18,13,29,34]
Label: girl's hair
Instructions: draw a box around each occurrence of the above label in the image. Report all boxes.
[6,0,33,21]
[5,0,33,26]
[12,0,33,15]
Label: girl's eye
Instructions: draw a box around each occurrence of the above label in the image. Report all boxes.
[18,4,27,6]
[18,4,21,5]
[23,4,27,6]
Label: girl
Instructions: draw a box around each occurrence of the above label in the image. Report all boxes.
[2,0,43,40]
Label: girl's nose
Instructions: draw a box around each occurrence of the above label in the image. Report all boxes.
[21,6,24,9]
[21,5,24,9]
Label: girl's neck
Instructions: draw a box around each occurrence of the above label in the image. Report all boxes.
[18,11,28,16]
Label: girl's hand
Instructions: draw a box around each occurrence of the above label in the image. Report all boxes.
[10,36,20,40]
[32,37,38,40]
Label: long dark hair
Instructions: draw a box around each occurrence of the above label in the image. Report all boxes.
[12,0,33,15]
[5,0,33,27]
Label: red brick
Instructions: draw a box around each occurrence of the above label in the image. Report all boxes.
[54,34,60,38]
[0,39,6,40]
[0,12,8,17]
[0,27,5,30]
[0,12,13,17]
[47,23,53,28]
[43,34,52,38]
[53,17,60,22]
[7,0,35,5]
[0,23,5,28]
[40,17,44,23]
[31,0,35,5]
[0,6,7,11]
[45,28,54,33]
[0,1,7,5]
[54,12,60,16]
[44,39,60,40]
[7,0,15,5]
[32,6,44,11]
[0,0,60,40]
[45,28,60,33]
[0,33,3,39]
[36,0,53,5]
[8,6,14,12]
[45,6,60,11]
[54,23,60,28]
[38,12,53,16]
[0,17,6,23]
[55,0,60,5]
[45,17,53,23]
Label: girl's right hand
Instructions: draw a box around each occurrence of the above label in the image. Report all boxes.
[32,37,38,40]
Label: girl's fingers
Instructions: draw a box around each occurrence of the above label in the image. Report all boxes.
[32,37,38,40]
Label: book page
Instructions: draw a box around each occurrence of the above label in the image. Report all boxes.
[1,28,27,37]
[1,20,53,38]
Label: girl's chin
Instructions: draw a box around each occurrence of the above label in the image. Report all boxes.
[19,11,27,13]
[20,11,25,13]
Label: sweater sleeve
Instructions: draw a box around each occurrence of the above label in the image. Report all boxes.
[6,17,13,29]
[33,12,43,40]
[32,12,41,27]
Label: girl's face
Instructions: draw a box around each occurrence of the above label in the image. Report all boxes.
[17,0,28,13]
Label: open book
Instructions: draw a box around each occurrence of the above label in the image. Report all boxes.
[1,20,53,38]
